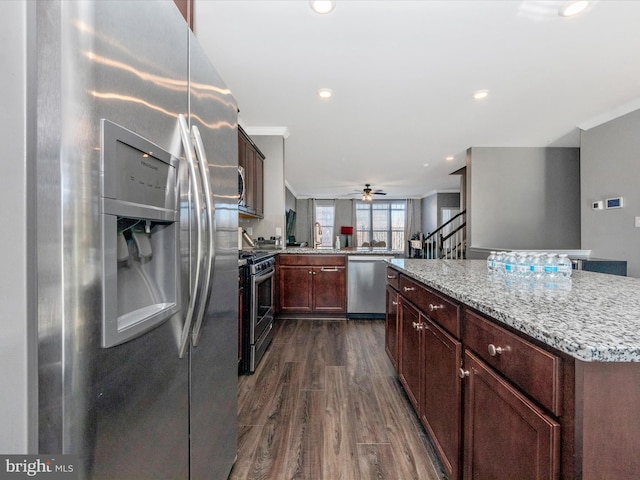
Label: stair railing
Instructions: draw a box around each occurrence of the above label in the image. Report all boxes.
[422,210,466,259]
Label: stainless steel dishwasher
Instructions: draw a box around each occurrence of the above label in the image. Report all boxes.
[347,255,394,318]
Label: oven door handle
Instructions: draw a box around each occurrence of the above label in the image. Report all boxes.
[254,268,275,283]
[190,125,215,348]
[177,114,203,359]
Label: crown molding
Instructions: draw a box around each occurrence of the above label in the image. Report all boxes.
[239,123,290,138]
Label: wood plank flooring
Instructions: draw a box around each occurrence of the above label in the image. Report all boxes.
[229,318,445,480]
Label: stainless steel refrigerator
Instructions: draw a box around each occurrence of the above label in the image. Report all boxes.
[1,1,238,478]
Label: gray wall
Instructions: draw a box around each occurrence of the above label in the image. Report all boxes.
[421,194,438,234]
[581,109,640,278]
[467,147,581,252]
[421,192,460,234]
[285,186,296,213]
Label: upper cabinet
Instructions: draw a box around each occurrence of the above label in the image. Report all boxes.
[238,126,264,218]
[172,0,194,30]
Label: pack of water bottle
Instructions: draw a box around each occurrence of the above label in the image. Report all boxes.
[487,251,572,281]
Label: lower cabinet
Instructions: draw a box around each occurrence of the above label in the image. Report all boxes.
[422,317,462,480]
[398,298,422,411]
[276,255,346,315]
[384,285,399,369]
[462,350,560,480]
[388,268,563,480]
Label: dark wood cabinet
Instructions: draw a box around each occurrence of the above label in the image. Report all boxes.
[254,153,264,218]
[238,269,243,366]
[277,266,313,313]
[422,317,462,480]
[387,266,564,480]
[238,126,264,218]
[385,285,399,369]
[276,255,346,315]
[172,0,193,30]
[398,298,422,412]
[312,266,346,312]
[462,350,560,480]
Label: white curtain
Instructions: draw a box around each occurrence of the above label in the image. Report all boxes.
[405,199,421,257]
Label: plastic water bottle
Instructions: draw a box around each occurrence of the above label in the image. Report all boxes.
[335,236,340,249]
[557,254,572,279]
[516,252,530,278]
[493,252,504,274]
[487,251,496,272]
[531,253,545,281]
[504,252,517,276]
[543,254,558,278]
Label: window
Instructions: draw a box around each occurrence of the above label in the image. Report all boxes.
[355,201,406,250]
[314,200,335,247]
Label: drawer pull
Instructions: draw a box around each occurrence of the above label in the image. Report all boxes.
[428,304,444,311]
[459,368,470,379]
[403,286,416,292]
[320,267,339,272]
[412,321,425,331]
[488,344,510,356]
[387,274,397,279]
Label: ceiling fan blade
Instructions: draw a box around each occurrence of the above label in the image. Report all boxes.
[373,191,387,195]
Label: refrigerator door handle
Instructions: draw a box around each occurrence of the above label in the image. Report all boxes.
[178,114,204,358]
[190,125,216,347]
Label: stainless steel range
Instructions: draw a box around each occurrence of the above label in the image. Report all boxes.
[240,252,276,374]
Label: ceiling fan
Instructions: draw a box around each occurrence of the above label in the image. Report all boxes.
[355,184,387,201]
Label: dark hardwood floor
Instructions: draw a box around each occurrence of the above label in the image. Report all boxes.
[229,318,445,480]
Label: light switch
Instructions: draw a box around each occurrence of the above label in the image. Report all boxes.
[635,216,640,228]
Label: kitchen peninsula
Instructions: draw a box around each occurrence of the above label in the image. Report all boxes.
[386,259,640,479]
[275,247,403,317]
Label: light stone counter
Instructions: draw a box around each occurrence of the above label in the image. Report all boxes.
[281,247,403,256]
[388,259,640,362]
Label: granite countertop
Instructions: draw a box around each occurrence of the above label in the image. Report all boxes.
[281,247,403,256]
[388,259,640,363]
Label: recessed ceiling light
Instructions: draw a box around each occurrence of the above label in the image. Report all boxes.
[310,0,336,14]
[559,1,589,17]
[318,88,333,99]
[473,89,489,100]
[446,156,454,161]
[423,163,429,168]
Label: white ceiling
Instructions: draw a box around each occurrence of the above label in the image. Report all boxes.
[194,0,640,199]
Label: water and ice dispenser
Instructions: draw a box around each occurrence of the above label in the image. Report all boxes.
[100,120,180,348]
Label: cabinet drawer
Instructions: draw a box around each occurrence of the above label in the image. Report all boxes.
[277,254,345,266]
[386,267,400,290]
[399,275,460,338]
[463,309,562,416]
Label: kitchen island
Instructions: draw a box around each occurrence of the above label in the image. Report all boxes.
[386,259,640,480]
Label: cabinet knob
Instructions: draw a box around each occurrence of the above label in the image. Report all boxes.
[392,301,398,306]
[428,304,444,311]
[387,274,397,279]
[487,343,509,356]
[309,271,313,274]
[458,368,470,379]
[403,286,416,292]
[412,321,425,331]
